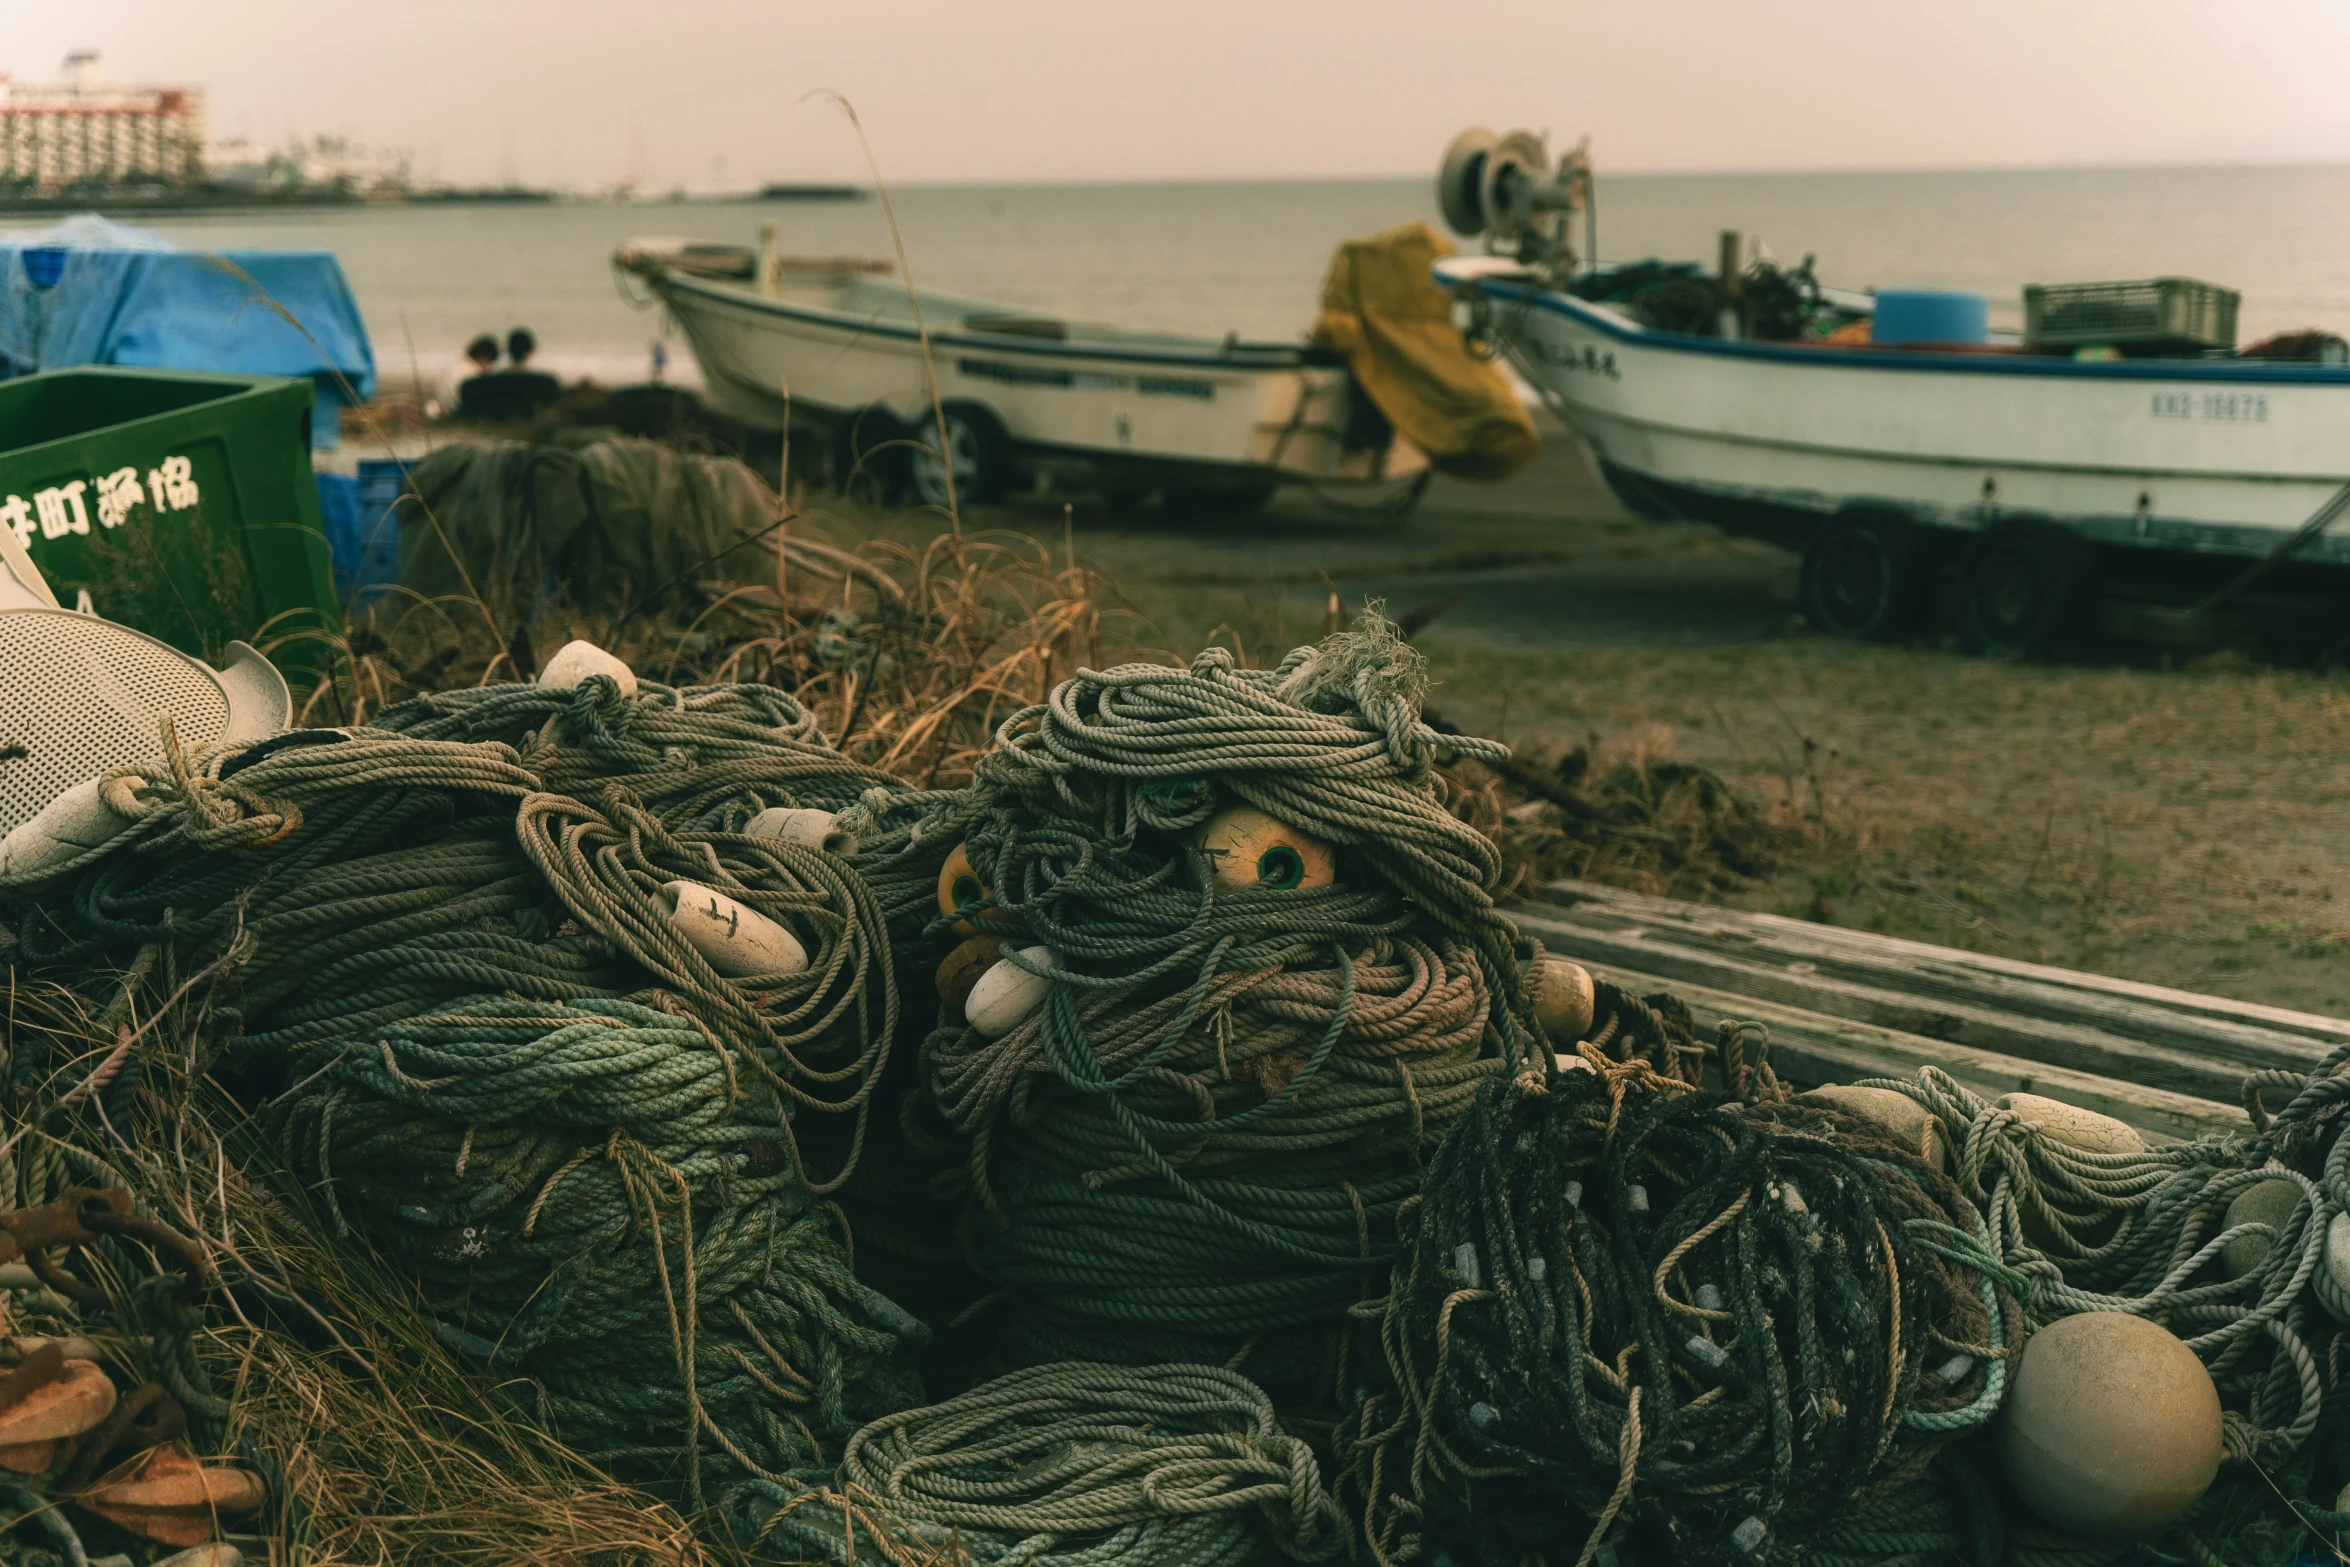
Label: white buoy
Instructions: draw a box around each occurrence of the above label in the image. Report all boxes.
[2219,1176,2303,1281]
[1802,1084,1948,1169]
[965,946,1056,1037]
[1199,806,1335,893]
[1998,1311,2222,1538]
[1529,955,1596,1043]
[660,881,809,978]
[1996,1092,2146,1155]
[538,640,638,697]
[747,806,857,857]
[0,778,132,887]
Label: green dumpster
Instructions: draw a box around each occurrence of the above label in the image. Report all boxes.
[0,367,341,680]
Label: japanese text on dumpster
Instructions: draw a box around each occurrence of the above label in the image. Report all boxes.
[0,456,199,547]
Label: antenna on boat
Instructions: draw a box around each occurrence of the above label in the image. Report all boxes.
[1435,127,1589,278]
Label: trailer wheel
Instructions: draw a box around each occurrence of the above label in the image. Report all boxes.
[833,406,908,505]
[909,401,1013,510]
[1957,522,2096,656]
[1798,515,1934,639]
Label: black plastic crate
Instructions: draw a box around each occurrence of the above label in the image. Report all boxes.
[2023,278,2240,352]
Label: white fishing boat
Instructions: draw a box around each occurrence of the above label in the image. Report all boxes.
[1430,129,2350,652]
[613,235,1428,513]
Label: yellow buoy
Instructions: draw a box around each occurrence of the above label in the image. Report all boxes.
[1528,955,1596,1044]
[2318,1213,2350,1325]
[2219,1176,2303,1281]
[1998,1311,2222,1538]
[1996,1093,2145,1155]
[1199,806,1335,893]
[1801,1084,1947,1170]
[1998,1094,2147,1245]
[936,843,1012,937]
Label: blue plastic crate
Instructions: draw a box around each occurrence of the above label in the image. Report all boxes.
[353,458,410,601]
[316,458,407,606]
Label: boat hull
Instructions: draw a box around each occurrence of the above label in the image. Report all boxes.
[646,271,1421,489]
[1458,268,2350,566]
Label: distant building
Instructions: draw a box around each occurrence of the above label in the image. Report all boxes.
[207,134,412,196]
[0,52,207,192]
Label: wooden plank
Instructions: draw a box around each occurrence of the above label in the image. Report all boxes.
[1561,956,2245,1143]
[1511,907,2274,1101]
[1527,880,2350,1065]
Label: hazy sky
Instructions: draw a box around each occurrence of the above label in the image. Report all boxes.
[5,0,2347,189]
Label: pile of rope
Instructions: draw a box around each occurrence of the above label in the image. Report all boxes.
[724,1361,1345,1567]
[912,615,1531,1376]
[5,674,930,1497]
[1336,1054,2018,1567]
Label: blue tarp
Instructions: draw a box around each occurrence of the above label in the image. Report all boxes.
[0,215,376,407]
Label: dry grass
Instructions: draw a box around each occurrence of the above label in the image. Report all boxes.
[308,505,1121,794]
[1440,722,1831,904]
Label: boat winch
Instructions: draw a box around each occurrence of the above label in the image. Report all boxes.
[1437,127,1591,275]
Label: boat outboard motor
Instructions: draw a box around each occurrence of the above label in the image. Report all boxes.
[0,534,291,885]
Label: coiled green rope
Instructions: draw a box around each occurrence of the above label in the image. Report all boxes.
[370,677,896,824]
[269,993,920,1493]
[803,1360,1344,1566]
[934,935,1503,1367]
[1337,1056,2017,1567]
[908,614,1523,1370]
[7,678,936,1502]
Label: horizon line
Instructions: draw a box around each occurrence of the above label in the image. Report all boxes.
[536,154,2350,198]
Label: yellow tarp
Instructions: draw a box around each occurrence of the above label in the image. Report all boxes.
[1311,222,1538,482]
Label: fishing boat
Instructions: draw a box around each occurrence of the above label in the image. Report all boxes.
[1430,129,2350,652]
[613,234,1428,513]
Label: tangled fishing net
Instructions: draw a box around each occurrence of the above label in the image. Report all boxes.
[1335,1048,2018,1567]
[394,434,781,621]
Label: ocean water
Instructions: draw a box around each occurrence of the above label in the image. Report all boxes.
[18,164,2350,388]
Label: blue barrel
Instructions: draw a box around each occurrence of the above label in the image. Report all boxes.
[1871,290,1989,346]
